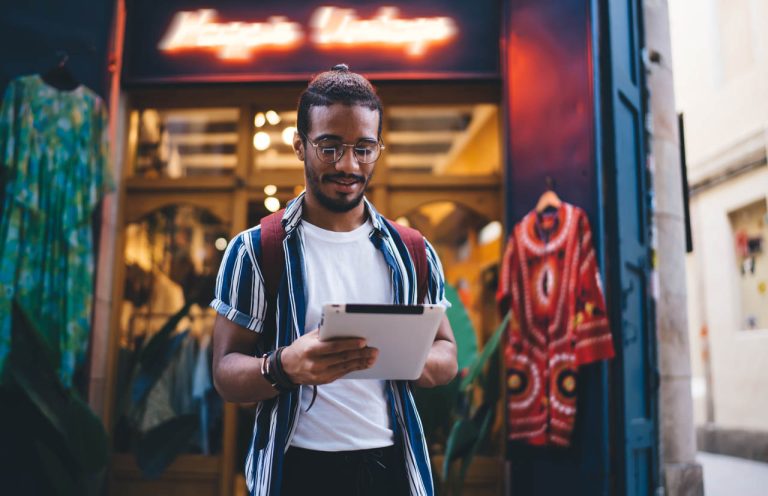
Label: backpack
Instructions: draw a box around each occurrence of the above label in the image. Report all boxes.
[259,209,428,319]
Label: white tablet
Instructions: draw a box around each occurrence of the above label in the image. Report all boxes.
[318,303,445,380]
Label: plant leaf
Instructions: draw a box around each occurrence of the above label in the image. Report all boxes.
[442,418,479,480]
[66,394,109,473]
[444,285,478,370]
[461,312,509,390]
[10,300,109,482]
[457,406,495,487]
[35,440,80,496]
[135,414,198,479]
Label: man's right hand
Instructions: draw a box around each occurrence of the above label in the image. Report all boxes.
[280,329,378,385]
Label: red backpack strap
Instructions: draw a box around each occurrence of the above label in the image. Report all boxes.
[260,209,286,307]
[389,221,428,304]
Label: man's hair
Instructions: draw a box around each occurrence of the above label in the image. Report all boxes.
[296,64,383,141]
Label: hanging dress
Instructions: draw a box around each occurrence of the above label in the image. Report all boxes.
[0,75,112,386]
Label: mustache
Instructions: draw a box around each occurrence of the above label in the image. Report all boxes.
[322,172,365,183]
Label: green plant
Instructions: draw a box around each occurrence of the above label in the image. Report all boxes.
[413,285,508,494]
[441,312,509,494]
[0,300,109,496]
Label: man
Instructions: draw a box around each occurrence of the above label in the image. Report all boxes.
[211,64,457,496]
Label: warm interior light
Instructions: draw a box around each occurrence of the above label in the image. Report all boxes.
[264,196,281,212]
[254,112,266,128]
[479,221,502,245]
[282,126,297,145]
[294,185,305,196]
[215,237,228,251]
[253,131,271,151]
[264,184,277,196]
[265,110,281,125]
[395,216,411,227]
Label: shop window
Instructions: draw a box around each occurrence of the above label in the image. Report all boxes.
[386,105,501,176]
[135,108,238,178]
[398,201,502,341]
[252,109,301,170]
[115,204,229,456]
[729,198,768,330]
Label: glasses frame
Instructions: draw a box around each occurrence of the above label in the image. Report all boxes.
[301,132,385,165]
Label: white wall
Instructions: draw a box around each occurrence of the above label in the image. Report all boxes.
[670,0,768,431]
[687,170,768,430]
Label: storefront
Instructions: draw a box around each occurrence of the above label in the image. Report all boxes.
[81,0,656,494]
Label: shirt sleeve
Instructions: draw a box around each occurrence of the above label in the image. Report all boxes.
[210,231,267,333]
[424,238,451,308]
[573,212,615,365]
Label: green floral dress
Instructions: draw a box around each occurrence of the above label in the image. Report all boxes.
[0,75,112,386]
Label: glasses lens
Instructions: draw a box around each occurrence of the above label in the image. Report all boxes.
[354,140,381,164]
[315,140,343,163]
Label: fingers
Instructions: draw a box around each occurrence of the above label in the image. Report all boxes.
[321,347,379,383]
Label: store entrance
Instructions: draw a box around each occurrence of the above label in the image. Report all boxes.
[112,82,506,495]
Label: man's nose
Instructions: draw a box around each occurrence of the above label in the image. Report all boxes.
[334,147,360,175]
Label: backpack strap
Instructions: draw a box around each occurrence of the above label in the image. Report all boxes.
[260,209,287,309]
[388,221,429,304]
[260,209,318,410]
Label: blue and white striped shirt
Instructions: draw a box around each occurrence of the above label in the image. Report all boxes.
[211,193,448,495]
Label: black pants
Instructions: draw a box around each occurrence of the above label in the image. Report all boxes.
[281,445,410,496]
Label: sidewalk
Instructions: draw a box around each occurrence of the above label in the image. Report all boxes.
[698,452,768,496]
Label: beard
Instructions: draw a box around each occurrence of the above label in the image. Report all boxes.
[304,158,372,213]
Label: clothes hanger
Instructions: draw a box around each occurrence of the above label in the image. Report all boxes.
[535,176,562,213]
[40,50,80,91]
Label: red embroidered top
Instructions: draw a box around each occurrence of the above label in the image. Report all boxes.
[496,203,614,447]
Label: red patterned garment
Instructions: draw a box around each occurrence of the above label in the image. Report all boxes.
[496,202,614,447]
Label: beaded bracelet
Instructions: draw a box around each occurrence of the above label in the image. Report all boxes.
[261,347,297,392]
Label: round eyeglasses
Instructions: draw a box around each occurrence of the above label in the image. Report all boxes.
[302,133,385,165]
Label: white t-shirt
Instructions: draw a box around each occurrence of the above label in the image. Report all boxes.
[290,219,395,451]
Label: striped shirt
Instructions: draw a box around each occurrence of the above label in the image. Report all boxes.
[211,193,448,496]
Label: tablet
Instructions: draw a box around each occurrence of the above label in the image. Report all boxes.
[318,303,445,380]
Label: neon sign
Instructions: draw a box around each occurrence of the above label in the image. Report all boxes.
[158,7,457,61]
[159,9,303,60]
[310,7,456,57]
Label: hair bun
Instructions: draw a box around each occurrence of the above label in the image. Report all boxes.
[331,63,350,72]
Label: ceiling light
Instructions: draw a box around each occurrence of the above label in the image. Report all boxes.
[215,237,228,251]
[479,221,502,245]
[264,184,277,196]
[254,112,266,128]
[253,131,271,151]
[282,126,297,145]
[395,216,410,227]
[265,110,281,125]
[264,196,281,212]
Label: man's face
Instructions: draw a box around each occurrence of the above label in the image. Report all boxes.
[295,103,380,213]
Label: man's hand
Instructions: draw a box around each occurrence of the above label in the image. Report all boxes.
[281,329,378,385]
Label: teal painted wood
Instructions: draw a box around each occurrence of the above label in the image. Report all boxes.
[598,0,661,493]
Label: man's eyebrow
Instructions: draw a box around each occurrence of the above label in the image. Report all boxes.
[311,134,378,142]
[311,133,342,141]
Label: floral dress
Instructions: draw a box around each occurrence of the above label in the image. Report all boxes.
[0,75,112,386]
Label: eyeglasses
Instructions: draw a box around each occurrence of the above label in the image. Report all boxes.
[302,133,385,165]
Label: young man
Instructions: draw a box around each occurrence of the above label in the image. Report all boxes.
[211,64,457,496]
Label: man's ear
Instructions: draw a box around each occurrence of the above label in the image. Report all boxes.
[293,132,305,162]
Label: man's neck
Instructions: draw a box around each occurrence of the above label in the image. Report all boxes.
[302,195,368,232]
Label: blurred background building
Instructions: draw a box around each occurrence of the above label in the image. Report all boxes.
[670,0,768,463]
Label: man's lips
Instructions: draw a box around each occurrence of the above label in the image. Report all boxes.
[323,174,364,188]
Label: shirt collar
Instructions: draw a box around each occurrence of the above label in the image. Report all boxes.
[281,192,388,237]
